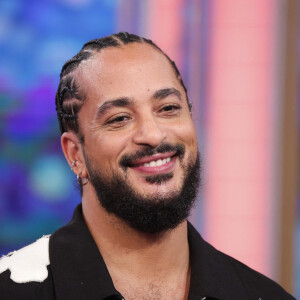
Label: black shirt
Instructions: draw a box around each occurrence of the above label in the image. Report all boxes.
[0,204,296,299]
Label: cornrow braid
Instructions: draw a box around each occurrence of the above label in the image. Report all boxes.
[55,32,191,140]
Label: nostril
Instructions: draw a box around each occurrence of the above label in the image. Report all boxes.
[133,136,166,148]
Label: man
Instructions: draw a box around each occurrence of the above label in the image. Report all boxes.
[0,32,295,299]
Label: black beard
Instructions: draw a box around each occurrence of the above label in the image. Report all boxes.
[84,144,201,234]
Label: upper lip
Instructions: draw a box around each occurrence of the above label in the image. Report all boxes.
[130,151,177,166]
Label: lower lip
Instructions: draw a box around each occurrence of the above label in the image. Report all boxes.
[130,156,177,174]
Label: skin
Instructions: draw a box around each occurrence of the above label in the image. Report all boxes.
[61,43,198,300]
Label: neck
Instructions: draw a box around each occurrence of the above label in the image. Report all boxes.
[81,189,190,281]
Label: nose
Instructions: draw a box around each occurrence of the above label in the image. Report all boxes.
[132,115,167,148]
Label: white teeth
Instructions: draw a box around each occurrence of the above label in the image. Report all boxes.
[142,157,172,167]
[156,159,163,166]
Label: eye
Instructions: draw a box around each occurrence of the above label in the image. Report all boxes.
[159,104,181,114]
[106,115,130,125]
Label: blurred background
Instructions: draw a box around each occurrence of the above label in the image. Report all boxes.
[0,0,298,297]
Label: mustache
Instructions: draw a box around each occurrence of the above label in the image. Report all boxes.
[119,143,185,169]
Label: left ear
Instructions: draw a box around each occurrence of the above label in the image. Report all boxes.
[60,131,88,178]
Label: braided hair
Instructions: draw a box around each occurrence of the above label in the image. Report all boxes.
[55,32,191,141]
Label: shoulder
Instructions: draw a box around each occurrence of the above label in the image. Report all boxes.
[212,244,296,299]
[0,235,50,283]
[187,223,296,299]
[0,235,55,299]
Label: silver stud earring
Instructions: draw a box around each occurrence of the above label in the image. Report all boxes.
[71,160,77,171]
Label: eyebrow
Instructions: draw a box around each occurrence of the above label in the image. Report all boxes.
[152,88,182,101]
[96,97,133,116]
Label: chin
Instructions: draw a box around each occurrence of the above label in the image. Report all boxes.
[133,177,184,199]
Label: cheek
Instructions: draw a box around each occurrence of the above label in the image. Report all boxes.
[91,133,130,168]
[171,119,197,150]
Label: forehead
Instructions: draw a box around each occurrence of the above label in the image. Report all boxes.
[76,43,182,102]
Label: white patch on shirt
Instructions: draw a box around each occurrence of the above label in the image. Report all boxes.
[0,235,50,283]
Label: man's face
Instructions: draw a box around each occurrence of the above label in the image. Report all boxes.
[76,43,199,232]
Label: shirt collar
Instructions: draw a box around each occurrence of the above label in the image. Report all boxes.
[50,204,242,300]
[188,222,248,299]
[49,204,123,299]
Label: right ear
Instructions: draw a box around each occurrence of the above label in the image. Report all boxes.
[61,132,86,176]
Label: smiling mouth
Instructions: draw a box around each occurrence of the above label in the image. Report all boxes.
[132,155,173,168]
[119,143,185,173]
[127,152,177,176]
